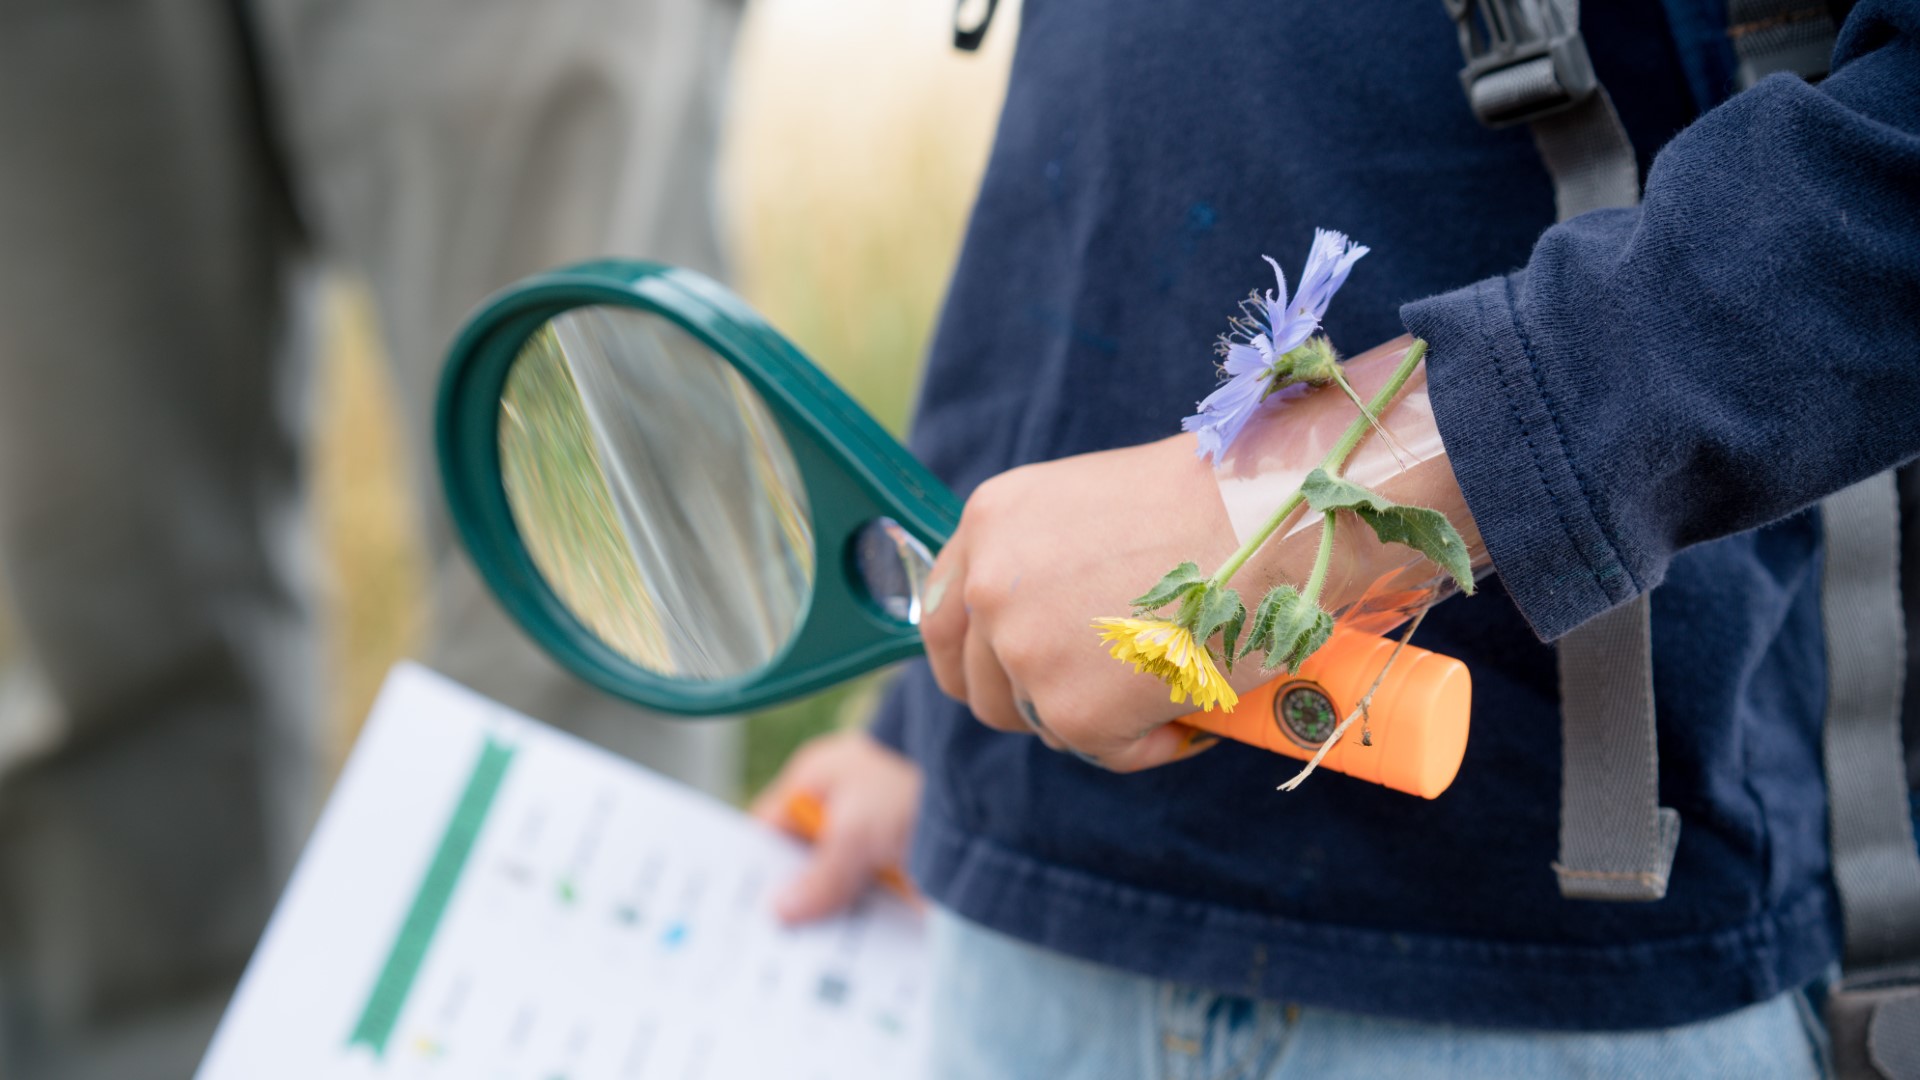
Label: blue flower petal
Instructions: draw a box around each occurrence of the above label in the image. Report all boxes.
[1193,230,1369,465]
[1270,316,1317,358]
[1290,228,1368,324]
[1184,368,1268,465]
[1221,341,1269,376]
[1261,255,1292,319]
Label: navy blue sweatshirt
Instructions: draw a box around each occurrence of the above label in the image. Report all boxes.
[870,0,1920,1030]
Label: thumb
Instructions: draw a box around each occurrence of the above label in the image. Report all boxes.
[774,822,884,925]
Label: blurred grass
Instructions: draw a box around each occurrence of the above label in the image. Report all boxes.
[315,0,1014,793]
[723,0,1012,439]
[500,325,677,671]
[313,280,431,767]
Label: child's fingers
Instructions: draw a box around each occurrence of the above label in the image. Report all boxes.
[1086,722,1217,774]
[963,620,1026,733]
[920,546,971,704]
[774,822,884,924]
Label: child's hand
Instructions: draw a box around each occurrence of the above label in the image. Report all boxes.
[918,434,1264,772]
[917,337,1475,772]
[751,729,923,923]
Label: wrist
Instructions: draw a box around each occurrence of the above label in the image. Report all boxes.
[1206,340,1482,617]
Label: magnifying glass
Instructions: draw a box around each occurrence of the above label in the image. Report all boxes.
[437,262,1470,798]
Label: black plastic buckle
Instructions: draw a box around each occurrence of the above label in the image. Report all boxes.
[1445,0,1599,128]
[953,0,1002,52]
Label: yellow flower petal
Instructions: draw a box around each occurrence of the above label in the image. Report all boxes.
[1091,617,1240,713]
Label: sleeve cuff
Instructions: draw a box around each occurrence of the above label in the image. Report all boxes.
[1401,274,1645,642]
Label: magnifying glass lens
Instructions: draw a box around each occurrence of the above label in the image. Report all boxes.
[852,517,935,626]
[499,305,814,681]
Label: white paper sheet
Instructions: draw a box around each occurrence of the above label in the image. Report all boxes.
[198,663,929,1080]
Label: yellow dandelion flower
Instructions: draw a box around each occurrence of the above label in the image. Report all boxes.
[1091,617,1240,713]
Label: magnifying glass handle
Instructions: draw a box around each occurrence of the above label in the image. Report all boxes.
[1178,632,1472,800]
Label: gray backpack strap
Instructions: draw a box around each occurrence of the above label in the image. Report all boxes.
[1824,474,1920,968]
[1821,473,1920,1080]
[1553,598,1682,898]
[1447,2,1920,1066]
[1728,0,1844,88]
[1722,9,1920,1070]
[1447,0,1675,901]
[1446,0,1639,219]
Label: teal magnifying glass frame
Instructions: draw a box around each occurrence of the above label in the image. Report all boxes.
[437,260,962,717]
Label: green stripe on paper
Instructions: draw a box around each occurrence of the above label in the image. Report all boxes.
[348,737,515,1055]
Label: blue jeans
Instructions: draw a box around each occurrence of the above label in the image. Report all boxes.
[928,909,1829,1079]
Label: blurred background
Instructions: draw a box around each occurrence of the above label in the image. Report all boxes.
[282,0,1008,795]
[0,3,1016,1073]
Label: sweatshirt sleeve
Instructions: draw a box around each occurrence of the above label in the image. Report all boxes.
[1401,1,1920,643]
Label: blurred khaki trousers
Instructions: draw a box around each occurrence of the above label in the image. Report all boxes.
[0,1,743,1076]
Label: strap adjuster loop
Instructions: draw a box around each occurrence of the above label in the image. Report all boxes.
[1448,0,1599,128]
[1824,965,1920,1079]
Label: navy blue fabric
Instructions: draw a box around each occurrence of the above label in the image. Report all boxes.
[1656,0,1741,111]
[869,0,1920,1031]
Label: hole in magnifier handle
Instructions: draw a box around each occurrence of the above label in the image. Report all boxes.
[851,517,935,626]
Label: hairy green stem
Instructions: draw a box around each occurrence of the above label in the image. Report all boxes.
[1300,512,1338,606]
[1210,491,1302,586]
[1207,338,1427,588]
[1331,367,1410,467]
[1320,338,1427,476]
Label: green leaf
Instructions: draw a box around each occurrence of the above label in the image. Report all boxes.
[1270,601,1334,672]
[1242,585,1335,671]
[1190,585,1244,672]
[1193,585,1242,641]
[1217,605,1246,674]
[1239,585,1281,658]
[1132,561,1207,612]
[1299,469,1476,593]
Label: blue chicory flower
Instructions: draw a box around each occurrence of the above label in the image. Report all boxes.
[1183,229,1369,465]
